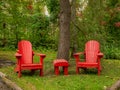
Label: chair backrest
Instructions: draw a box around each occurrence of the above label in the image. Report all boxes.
[85,40,100,63]
[18,40,33,64]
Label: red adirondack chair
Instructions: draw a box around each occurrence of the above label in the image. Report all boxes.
[15,40,46,77]
[73,40,103,75]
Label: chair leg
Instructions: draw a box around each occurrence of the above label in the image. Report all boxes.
[55,66,59,75]
[18,70,21,78]
[100,65,102,71]
[98,67,100,75]
[40,69,43,76]
[63,66,68,75]
[76,67,79,74]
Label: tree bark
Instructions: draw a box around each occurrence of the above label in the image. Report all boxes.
[57,0,71,61]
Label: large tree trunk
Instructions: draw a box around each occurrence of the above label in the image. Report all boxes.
[57,0,71,61]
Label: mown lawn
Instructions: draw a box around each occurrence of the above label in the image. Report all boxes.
[0,50,120,90]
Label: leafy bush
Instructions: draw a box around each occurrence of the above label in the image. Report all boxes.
[104,46,120,59]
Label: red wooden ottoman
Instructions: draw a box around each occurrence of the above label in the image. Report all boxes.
[53,59,69,75]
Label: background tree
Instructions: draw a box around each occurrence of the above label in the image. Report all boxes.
[57,0,71,61]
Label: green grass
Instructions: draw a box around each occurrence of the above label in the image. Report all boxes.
[0,50,120,90]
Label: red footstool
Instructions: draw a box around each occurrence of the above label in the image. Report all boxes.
[53,59,69,75]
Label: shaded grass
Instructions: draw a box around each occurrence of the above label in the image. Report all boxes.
[0,50,120,90]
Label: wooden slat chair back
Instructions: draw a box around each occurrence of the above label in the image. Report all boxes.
[18,40,33,64]
[85,40,100,63]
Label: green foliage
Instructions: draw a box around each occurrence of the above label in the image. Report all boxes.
[29,13,49,46]
[104,46,120,59]
[45,0,60,22]
[102,0,120,59]
[106,0,119,7]
[28,13,57,49]
[71,0,120,59]
[0,0,31,47]
[0,0,58,50]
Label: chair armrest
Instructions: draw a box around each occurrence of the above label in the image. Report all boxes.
[73,52,84,62]
[36,53,46,57]
[36,53,46,64]
[15,53,22,58]
[98,52,104,58]
[97,52,103,64]
[15,53,22,67]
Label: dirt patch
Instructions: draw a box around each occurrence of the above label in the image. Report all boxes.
[0,78,12,90]
[0,59,15,68]
[0,58,15,90]
[107,80,120,90]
